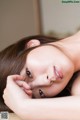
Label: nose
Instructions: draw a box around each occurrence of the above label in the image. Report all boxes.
[29,74,52,89]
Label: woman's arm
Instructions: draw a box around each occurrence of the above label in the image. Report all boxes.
[3,75,80,120]
[21,96,80,120]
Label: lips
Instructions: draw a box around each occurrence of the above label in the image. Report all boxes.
[53,66,63,80]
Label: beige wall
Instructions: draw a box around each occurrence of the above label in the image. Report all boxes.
[1,0,80,51]
[0,0,40,51]
[40,0,80,38]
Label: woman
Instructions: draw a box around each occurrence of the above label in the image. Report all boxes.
[0,35,58,111]
[2,31,80,120]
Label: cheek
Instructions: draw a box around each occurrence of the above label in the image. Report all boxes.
[43,83,67,97]
[62,59,74,78]
[45,85,63,97]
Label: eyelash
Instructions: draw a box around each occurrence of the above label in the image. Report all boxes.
[26,68,32,78]
[39,89,46,98]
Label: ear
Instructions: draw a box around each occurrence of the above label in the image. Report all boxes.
[26,39,40,49]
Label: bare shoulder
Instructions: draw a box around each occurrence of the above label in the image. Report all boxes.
[71,72,80,95]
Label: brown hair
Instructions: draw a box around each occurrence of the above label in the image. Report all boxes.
[0,35,58,112]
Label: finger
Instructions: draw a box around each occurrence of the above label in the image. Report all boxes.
[7,75,25,82]
[24,89,32,95]
[6,75,25,92]
[24,89,32,97]
[15,80,31,89]
[6,75,25,88]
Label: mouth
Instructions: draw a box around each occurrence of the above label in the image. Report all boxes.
[53,66,63,80]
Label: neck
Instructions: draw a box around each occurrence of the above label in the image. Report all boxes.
[53,31,80,72]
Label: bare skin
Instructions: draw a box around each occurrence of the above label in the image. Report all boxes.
[3,31,80,120]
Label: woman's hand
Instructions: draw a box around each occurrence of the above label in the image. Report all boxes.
[3,75,32,112]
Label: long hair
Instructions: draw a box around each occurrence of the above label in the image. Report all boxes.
[0,35,58,112]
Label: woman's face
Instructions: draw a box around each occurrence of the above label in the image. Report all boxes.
[21,45,74,98]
